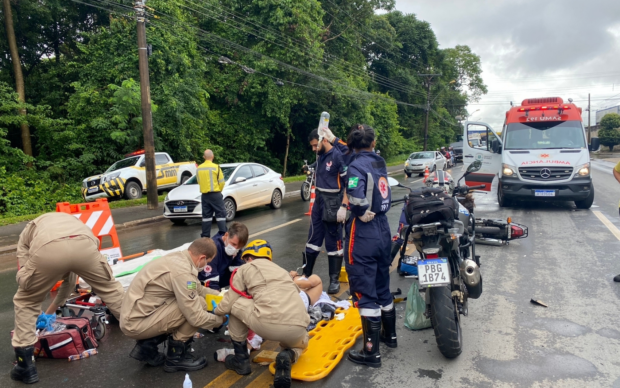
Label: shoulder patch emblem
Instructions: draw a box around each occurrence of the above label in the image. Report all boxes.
[348,177,359,189]
[187,281,197,290]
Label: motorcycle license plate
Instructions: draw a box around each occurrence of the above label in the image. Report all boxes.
[535,190,555,197]
[173,206,188,213]
[418,258,450,287]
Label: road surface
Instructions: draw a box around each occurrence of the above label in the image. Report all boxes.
[2,162,620,387]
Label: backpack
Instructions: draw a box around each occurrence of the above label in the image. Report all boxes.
[405,187,456,226]
[33,317,98,359]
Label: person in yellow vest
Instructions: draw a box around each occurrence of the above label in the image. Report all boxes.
[197,149,227,238]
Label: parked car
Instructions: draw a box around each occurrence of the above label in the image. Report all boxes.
[163,163,285,224]
[403,151,447,177]
[450,141,463,164]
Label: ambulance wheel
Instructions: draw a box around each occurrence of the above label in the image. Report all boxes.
[270,189,282,209]
[124,182,142,200]
[429,286,462,359]
[224,198,236,221]
[575,186,594,210]
[497,185,512,208]
[301,182,311,201]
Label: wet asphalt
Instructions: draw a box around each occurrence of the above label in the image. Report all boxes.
[2,163,620,387]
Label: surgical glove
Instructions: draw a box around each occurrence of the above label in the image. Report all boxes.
[359,209,375,223]
[36,313,56,331]
[318,127,336,143]
[337,207,347,223]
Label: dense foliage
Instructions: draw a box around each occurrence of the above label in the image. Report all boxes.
[0,0,486,216]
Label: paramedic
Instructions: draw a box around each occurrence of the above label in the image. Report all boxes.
[343,124,396,368]
[11,212,125,384]
[120,238,224,373]
[215,240,309,388]
[199,222,248,290]
[304,127,348,294]
[197,149,227,238]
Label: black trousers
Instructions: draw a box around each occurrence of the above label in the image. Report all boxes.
[201,192,227,238]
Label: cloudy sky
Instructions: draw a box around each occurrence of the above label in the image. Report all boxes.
[393,0,620,129]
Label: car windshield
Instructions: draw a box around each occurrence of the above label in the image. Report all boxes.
[409,152,434,160]
[504,120,586,150]
[105,156,140,173]
[184,166,236,185]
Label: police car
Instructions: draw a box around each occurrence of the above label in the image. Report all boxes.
[82,151,197,201]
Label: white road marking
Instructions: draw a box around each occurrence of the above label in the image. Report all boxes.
[593,211,620,241]
[249,218,302,238]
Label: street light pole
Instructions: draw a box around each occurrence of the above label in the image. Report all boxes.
[135,1,158,209]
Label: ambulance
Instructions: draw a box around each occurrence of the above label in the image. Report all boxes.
[462,97,594,209]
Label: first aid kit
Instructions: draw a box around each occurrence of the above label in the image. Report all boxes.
[31,317,98,359]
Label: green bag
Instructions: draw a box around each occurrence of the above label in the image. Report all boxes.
[404,280,431,330]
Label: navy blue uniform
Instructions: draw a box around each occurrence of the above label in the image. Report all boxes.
[305,139,348,262]
[344,151,392,316]
[198,234,243,290]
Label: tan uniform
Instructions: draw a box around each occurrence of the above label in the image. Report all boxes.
[13,213,125,347]
[120,250,223,342]
[215,259,310,358]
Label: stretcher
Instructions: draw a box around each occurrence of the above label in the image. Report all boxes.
[268,302,362,382]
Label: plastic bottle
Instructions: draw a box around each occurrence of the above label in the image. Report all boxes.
[68,348,98,362]
[183,373,192,388]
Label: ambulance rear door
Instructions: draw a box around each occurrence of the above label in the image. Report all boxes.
[462,121,503,191]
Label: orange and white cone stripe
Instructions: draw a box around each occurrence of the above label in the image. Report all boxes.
[305,186,316,216]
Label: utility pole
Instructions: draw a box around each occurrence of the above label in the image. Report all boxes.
[420,73,441,151]
[587,93,591,144]
[135,1,158,209]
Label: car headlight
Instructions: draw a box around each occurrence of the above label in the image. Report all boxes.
[405,161,409,166]
[502,164,517,177]
[577,162,590,177]
[165,194,169,202]
[103,172,121,183]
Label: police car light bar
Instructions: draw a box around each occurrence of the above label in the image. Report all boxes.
[125,150,146,157]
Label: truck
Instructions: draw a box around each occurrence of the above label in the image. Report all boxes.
[82,151,197,201]
[462,97,594,209]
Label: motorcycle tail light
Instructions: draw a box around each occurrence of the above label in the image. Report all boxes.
[424,253,439,259]
[510,225,524,238]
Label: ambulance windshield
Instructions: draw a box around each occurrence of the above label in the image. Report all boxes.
[504,121,586,150]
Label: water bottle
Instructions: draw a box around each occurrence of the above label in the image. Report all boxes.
[183,373,192,388]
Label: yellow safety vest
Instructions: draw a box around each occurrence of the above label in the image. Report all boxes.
[197,161,225,193]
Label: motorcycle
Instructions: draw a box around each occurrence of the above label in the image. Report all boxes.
[300,160,315,202]
[390,160,486,359]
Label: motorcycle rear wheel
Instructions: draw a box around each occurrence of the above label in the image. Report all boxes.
[301,182,311,201]
[429,286,463,359]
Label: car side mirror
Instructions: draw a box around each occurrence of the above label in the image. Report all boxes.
[234,177,246,183]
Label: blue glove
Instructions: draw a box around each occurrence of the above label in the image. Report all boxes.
[36,313,56,331]
[211,300,229,327]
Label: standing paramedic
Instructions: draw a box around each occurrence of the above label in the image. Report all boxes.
[199,222,249,290]
[120,238,225,373]
[344,124,396,368]
[11,213,125,384]
[197,149,227,238]
[304,127,349,294]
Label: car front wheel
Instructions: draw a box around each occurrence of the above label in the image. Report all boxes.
[224,198,237,221]
[124,182,142,200]
[270,189,282,209]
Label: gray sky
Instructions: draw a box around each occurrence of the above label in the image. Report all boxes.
[393,0,620,129]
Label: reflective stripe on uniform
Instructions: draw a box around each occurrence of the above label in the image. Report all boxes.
[207,275,220,282]
[381,302,394,311]
[347,218,356,265]
[197,166,219,192]
[216,218,226,221]
[306,243,321,252]
[366,173,374,210]
[327,249,344,256]
[202,218,211,222]
[316,187,340,193]
[228,266,240,272]
[348,195,369,206]
[359,308,381,317]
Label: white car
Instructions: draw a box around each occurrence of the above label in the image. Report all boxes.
[403,151,447,177]
[163,163,286,224]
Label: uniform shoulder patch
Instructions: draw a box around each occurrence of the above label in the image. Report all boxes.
[187,281,197,290]
[348,177,359,188]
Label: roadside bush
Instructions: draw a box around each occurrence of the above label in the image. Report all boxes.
[599,128,620,152]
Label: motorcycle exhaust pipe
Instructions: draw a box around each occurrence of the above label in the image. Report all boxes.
[460,259,483,299]
[475,237,506,246]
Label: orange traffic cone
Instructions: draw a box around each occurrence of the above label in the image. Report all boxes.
[305,186,316,216]
[423,166,430,183]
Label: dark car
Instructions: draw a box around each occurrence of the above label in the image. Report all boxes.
[450,141,463,164]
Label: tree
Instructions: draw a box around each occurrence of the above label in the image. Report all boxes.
[600,113,620,132]
[442,45,488,103]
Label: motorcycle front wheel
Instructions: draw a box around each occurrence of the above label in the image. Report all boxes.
[301,181,311,201]
[429,286,463,359]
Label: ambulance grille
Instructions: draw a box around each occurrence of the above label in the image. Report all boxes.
[518,167,573,181]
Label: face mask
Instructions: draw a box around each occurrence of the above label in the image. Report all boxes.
[198,258,207,272]
[225,244,239,256]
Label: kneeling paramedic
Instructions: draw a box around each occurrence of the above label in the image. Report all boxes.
[304,127,349,294]
[199,222,248,290]
[215,240,309,388]
[343,124,396,368]
[120,238,225,373]
[11,213,125,384]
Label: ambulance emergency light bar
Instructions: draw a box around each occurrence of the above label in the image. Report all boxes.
[517,105,571,112]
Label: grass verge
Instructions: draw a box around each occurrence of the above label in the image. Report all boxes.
[283,175,307,183]
[0,193,168,227]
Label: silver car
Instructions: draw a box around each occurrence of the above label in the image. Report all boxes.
[163,163,286,224]
[403,151,447,177]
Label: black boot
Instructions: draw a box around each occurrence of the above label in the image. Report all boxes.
[302,252,318,278]
[390,240,403,260]
[163,337,207,373]
[327,255,343,294]
[11,346,39,384]
[348,316,381,368]
[129,334,167,366]
[224,340,251,375]
[273,349,296,388]
[380,307,398,348]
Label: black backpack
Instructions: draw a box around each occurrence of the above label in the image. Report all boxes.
[405,187,456,226]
